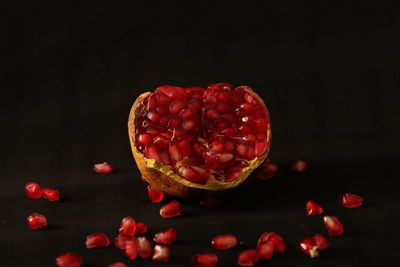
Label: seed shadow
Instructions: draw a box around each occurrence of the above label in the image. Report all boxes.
[38,224,62,231]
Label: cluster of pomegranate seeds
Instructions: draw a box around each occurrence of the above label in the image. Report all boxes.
[26,213,47,230]
[85,232,111,248]
[306,200,324,216]
[290,159,308,173]
[135,222,148,234]
[55,253,83,267]
[134,83,270,184]
[119,216,136,237]
[199,197,222,208]
[211,234,238,250]
[154,228,177,245]
[192,252,218,267]
[147,185,164,203]
[152,244,170,262]
[114,234,129,250]
[108,263,127,267]
[339,193,364,208]
[25,182,60,201]
[160,200,181,218]
[323,216,344,236]
[298,234,329,258]
[93,162,113,174]
[257,160,278,180]
[257,232,286,253]
[238,249,260,267]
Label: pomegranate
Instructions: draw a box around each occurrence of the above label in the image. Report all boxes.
[25,182,43,199]
[192,252,218,267]
[339,193,364,208]
[119,216,136,237]
[135,222,148,234]
[114,234,129,250]
[305,200,323,216]
[128,83,271,197]
[154,228,177,245]
[238,249,259,267]
[298,234,329,258]
[152,244,170,262]
[26,213,47,230]
[147,185,164,203]
[137,236,152,258]
[258,242,274,259]
[211,234,238,250]
[160,200,181,218]
[323,215,344,236]
[125,237,138,260]
[42,188,60,202]
[93,162,113,174]
[85,232,110,248]
[55,253,83,267]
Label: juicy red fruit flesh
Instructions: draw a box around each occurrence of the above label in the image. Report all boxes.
[238,249,260,267]
[258,242,274,259]
[298,234,329,258]
[137,236,152,258]
[93,162,113,174]
[119,216,136,237]
[42,188,60,202]
[339,193,364,208]
[134,84,270,184]
[147,185,164,203]
[25,182,43,199]
[154,228,177,245]
[26,213,47,230]
[211,234,238,250]
[160,200,181,218]
[55,253,83,267]
[125,237,138,260]
[152,245,170,262]
[306,200,323,216]
[258,232,286,253]
[192,252,218,267]
[323,216,344,236]
[86,232,110,248]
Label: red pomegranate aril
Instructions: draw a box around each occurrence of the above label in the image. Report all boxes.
[168,118,180,128]
[119,216,136,238]
[258,242,274,259]
[125,237,138,260]
[299,236,319,258]
[313,234,329,250]
[180,108,194,119]
[306,200,323,216]
[135,222,148,234]
[192,252,218,267]
[138,133,153,145]
[147,185,164,203]
[145,146,161,161]
[156,92,171,105]
[258,232,286,253]
[42,188,60,202]
[339,193,364,208]
[147,94,157,109]
[183,120,197,131]
[55,253,83,267]
[154,228,177,245]
[170,99,186,114]
[147,111,160,122]
[137,236,152,258]
[291,159,308,173]
[86,232,110,248]
[200,197,222,208]
[238,249,260,267]
[152,244,170,262]
[157,106,169,115]
[26,213,47,230]
[114,235,129,250]
[93,162,113,174]
[257,160,278,181]
[323,216,344,236]
[108,263,127,267]
[212,234,238,250]
[25,182,43,199]
[206,108,220,119]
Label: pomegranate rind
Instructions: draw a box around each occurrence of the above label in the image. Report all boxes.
[128,86,271,198]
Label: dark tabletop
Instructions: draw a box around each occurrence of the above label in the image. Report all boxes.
[2,1,400,266]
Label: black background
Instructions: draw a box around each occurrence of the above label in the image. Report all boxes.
[2,1,400,266]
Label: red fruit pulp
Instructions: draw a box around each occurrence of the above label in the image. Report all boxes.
[160,200,181,218]
[339,193,364,208]
[26,213,47,230]
[93,162,113,174]
[154,228,177,245]
[192,252,218,267]
[42,188,60,202]
[137,236,152,258]
[108,263,127,267]
[152,245,170,262]
[147,185,164,203]
[85,232,110,248]
[134,84,270,184]
[299,236,319,258]
[125,237,138,260]
[114,235,129,250]
[211,234,238,250]
[323,216,344,236]
[135,222,148,234]
[257,160,278,180]
[119,216,136,237]
[257,232,286,253]
[258,242,274,259]
[238,249,260,267]
[306,200,323,216]
[25,182,43,199]
[313,234,329,250]
[55,253,83,267]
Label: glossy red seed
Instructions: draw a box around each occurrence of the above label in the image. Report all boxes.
[93,162,113,174]
[154,228,177,245]
[42,188,60,202]
[137,236,152,258]
[108,263,127,267]
[147,185,164,203]
[257,161,278,180]
[306,200,323,216]
[339,193,364,208]
[211,234,238,250]
[152,245,170,262]
[257,232,286,253]
[199,197,222,208]
[114,234,129,250]
[119,216,136,238]
[86,232,110,248]
[299,236,319,258]
[192,252,218,267]
[313,234,329,250]
[258,242,274,259]
[25,182,43,199]
[147,111,160,122]
[125,237,138,260]
[238,249,260,267]
[290,159,308,173]
[138,133,153,145]
[55,253,83,267]
[135,222,148,235]
[26,213,47,230]
[323,216,344,236]
[160,200,181,218]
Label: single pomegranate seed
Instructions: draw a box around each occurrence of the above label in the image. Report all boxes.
[114,234,129,250]
[160,200,181,218]
[42,188,60,202]
[339,193,364,208]
[152,244,170,262]
[299,236,319,258]
[125,237,138,260]
[211,234,238,250]
[147,185,164,203]
[138,133,153,145]
[199,197,222,208]
[85,232,110,248]
[192,252,218,267]
[290,159,308,173]
[93,162,113,174]
[313,234,329,250]
[26,213,47,230]
[238,249,260,267]
[137,236,152,258]
[257,232,286,253]
[147,111,160,122]
[119,216,136,238]
[25,182,43,199]
[306,200,323,216]
[108,263,127,267]
[257,161,278,180]
[323,216,344,236]
[258,242,274,259]
[154,228,177,245]
[135,222,148,234]
[55,253,83,267]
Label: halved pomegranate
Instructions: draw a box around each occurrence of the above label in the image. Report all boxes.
[128,83,271,197]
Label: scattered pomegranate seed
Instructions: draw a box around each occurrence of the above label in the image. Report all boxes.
[154,228,177,245]
[55,253,83,267]
[114,234,129,250]
[257,160,278,180]
[258,242,274,259]
[152,244,170,262]
[339,193,364,208]
[85,232,110,248]
[25,182,43,199]
[135,222,148,234]
[125,237,138,260]
[290,159,308,173]
[313,233,329,250]
[119,216,136,237]
[42,188,60,202]
[199,197,222,207]
[323,216,344,236]
[108,263,127,267]
[147,185,164,203]
[299,236,319,258]
[211,234,238,250]
[160,200,181,218]
[26,213,47,230]
[257,232,286,253]
[192,252,218,267]
[137,236,152,258]
[93,162,113,174]
[306,200,323,216]
[238,249,260,267]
